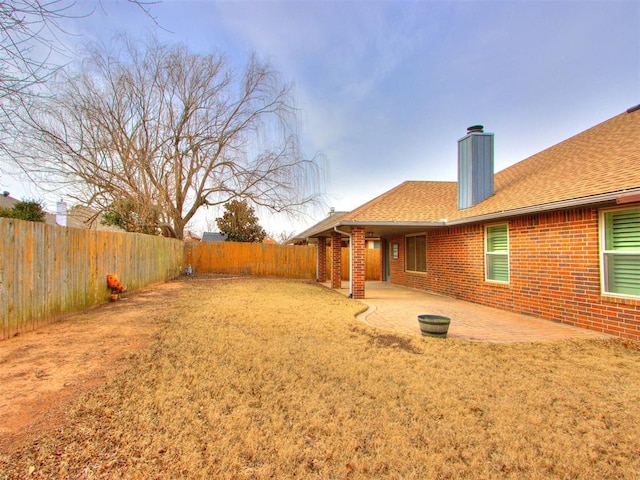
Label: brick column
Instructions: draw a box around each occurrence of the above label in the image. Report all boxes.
[351,227,366,299]
[331,231,342,289]
[317,237,327,282]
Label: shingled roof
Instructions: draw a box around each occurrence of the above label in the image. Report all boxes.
[296,106,640,240]
[291,210,349,242]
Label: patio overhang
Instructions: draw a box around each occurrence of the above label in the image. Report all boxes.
[291,186,640,245]
[297,220,446,243]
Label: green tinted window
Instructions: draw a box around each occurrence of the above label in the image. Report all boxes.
[486,225,509,282]
[603,208,640,296]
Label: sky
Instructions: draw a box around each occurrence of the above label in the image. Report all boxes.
[1,0,639,238]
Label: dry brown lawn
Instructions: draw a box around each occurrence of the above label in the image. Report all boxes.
[1,277,640,479]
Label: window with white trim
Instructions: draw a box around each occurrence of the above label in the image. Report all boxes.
[601,207,640,298]
[485,224,509,282]
[405,234,426,272]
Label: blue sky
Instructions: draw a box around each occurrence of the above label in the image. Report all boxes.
[2,0,639,237]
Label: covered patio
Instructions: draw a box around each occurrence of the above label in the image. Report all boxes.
[327,281,608,343]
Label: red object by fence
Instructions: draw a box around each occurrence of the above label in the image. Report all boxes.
[106,274,126,294]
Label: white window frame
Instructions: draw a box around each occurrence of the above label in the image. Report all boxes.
[405,233,427,273]
[599,206,640,299]
[485,223,510,283]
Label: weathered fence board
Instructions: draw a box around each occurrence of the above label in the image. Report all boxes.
[1,218,183,340]
[187,242,382,281]
[324,247,382,281]
[1,222,385,340]
[186,242,319,279]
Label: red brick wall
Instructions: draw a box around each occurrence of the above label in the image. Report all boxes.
[389,207,640,340]
[331,231,342,289]
[317,237,327,282]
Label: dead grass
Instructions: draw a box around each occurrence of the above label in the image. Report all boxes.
[1,277,640,479]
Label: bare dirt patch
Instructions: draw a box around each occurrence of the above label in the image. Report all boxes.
[1,277,639,479]
[0,281,183,451]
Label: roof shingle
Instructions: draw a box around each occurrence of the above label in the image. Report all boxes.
[345,108,640,223]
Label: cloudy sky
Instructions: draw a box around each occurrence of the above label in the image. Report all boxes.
[2,0,639,237]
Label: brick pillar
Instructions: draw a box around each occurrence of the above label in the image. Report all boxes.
[317,237,327,282]
[351,227,366,299]
[331,231,342,289]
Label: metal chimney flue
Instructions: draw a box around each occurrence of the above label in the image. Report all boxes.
[457,125,494,210]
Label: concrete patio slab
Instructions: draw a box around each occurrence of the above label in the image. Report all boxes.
[326,281,608,343]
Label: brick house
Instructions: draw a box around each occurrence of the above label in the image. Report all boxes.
[293,105,640,339]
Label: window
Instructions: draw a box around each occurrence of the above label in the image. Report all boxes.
[601,207,640,298]
[485,224,509,282]
[406,234,426,272]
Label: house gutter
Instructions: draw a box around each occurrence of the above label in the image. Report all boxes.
[333,226,353,298]
[337,221,446,228]
[334,220,447,228]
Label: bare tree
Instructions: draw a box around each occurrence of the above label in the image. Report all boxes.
[0,0,158,196]
[14,36,324,239]
[0,0,156,129]
[274,230,296,244]
[0,0,74,163]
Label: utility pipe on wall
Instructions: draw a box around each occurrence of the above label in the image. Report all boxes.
[315,240,319,282]
[334,226,353,298]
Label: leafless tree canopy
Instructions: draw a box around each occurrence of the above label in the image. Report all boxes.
[0,1,71,98]
[0,0,155,127]
[15,36,324,239]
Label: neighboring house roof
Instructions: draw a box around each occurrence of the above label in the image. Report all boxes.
[0,193,57,226]
[66,205,124,231]
[201,231,227,242]
[1,196,125,231]
[291,211,349,242]
[296,106,640,240]
[0,192,16,209]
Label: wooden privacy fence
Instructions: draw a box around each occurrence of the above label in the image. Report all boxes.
[327,247,381,281]
[187,242,382,281]
[0,218,183,340]
[186,241,318,278]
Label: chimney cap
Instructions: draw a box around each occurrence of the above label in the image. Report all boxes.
[467,125,484,134]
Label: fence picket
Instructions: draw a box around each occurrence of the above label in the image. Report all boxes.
[0,218,183,340]
[188,242,382,281]
[1,220,384,341]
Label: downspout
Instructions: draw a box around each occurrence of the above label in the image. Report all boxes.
[313,238,320,282]
[334,226,353,298]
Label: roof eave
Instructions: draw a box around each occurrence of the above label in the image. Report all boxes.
[446,188,640,226]
[296,220,446,241]
[291,187,640,242]
[338,220,445,228]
